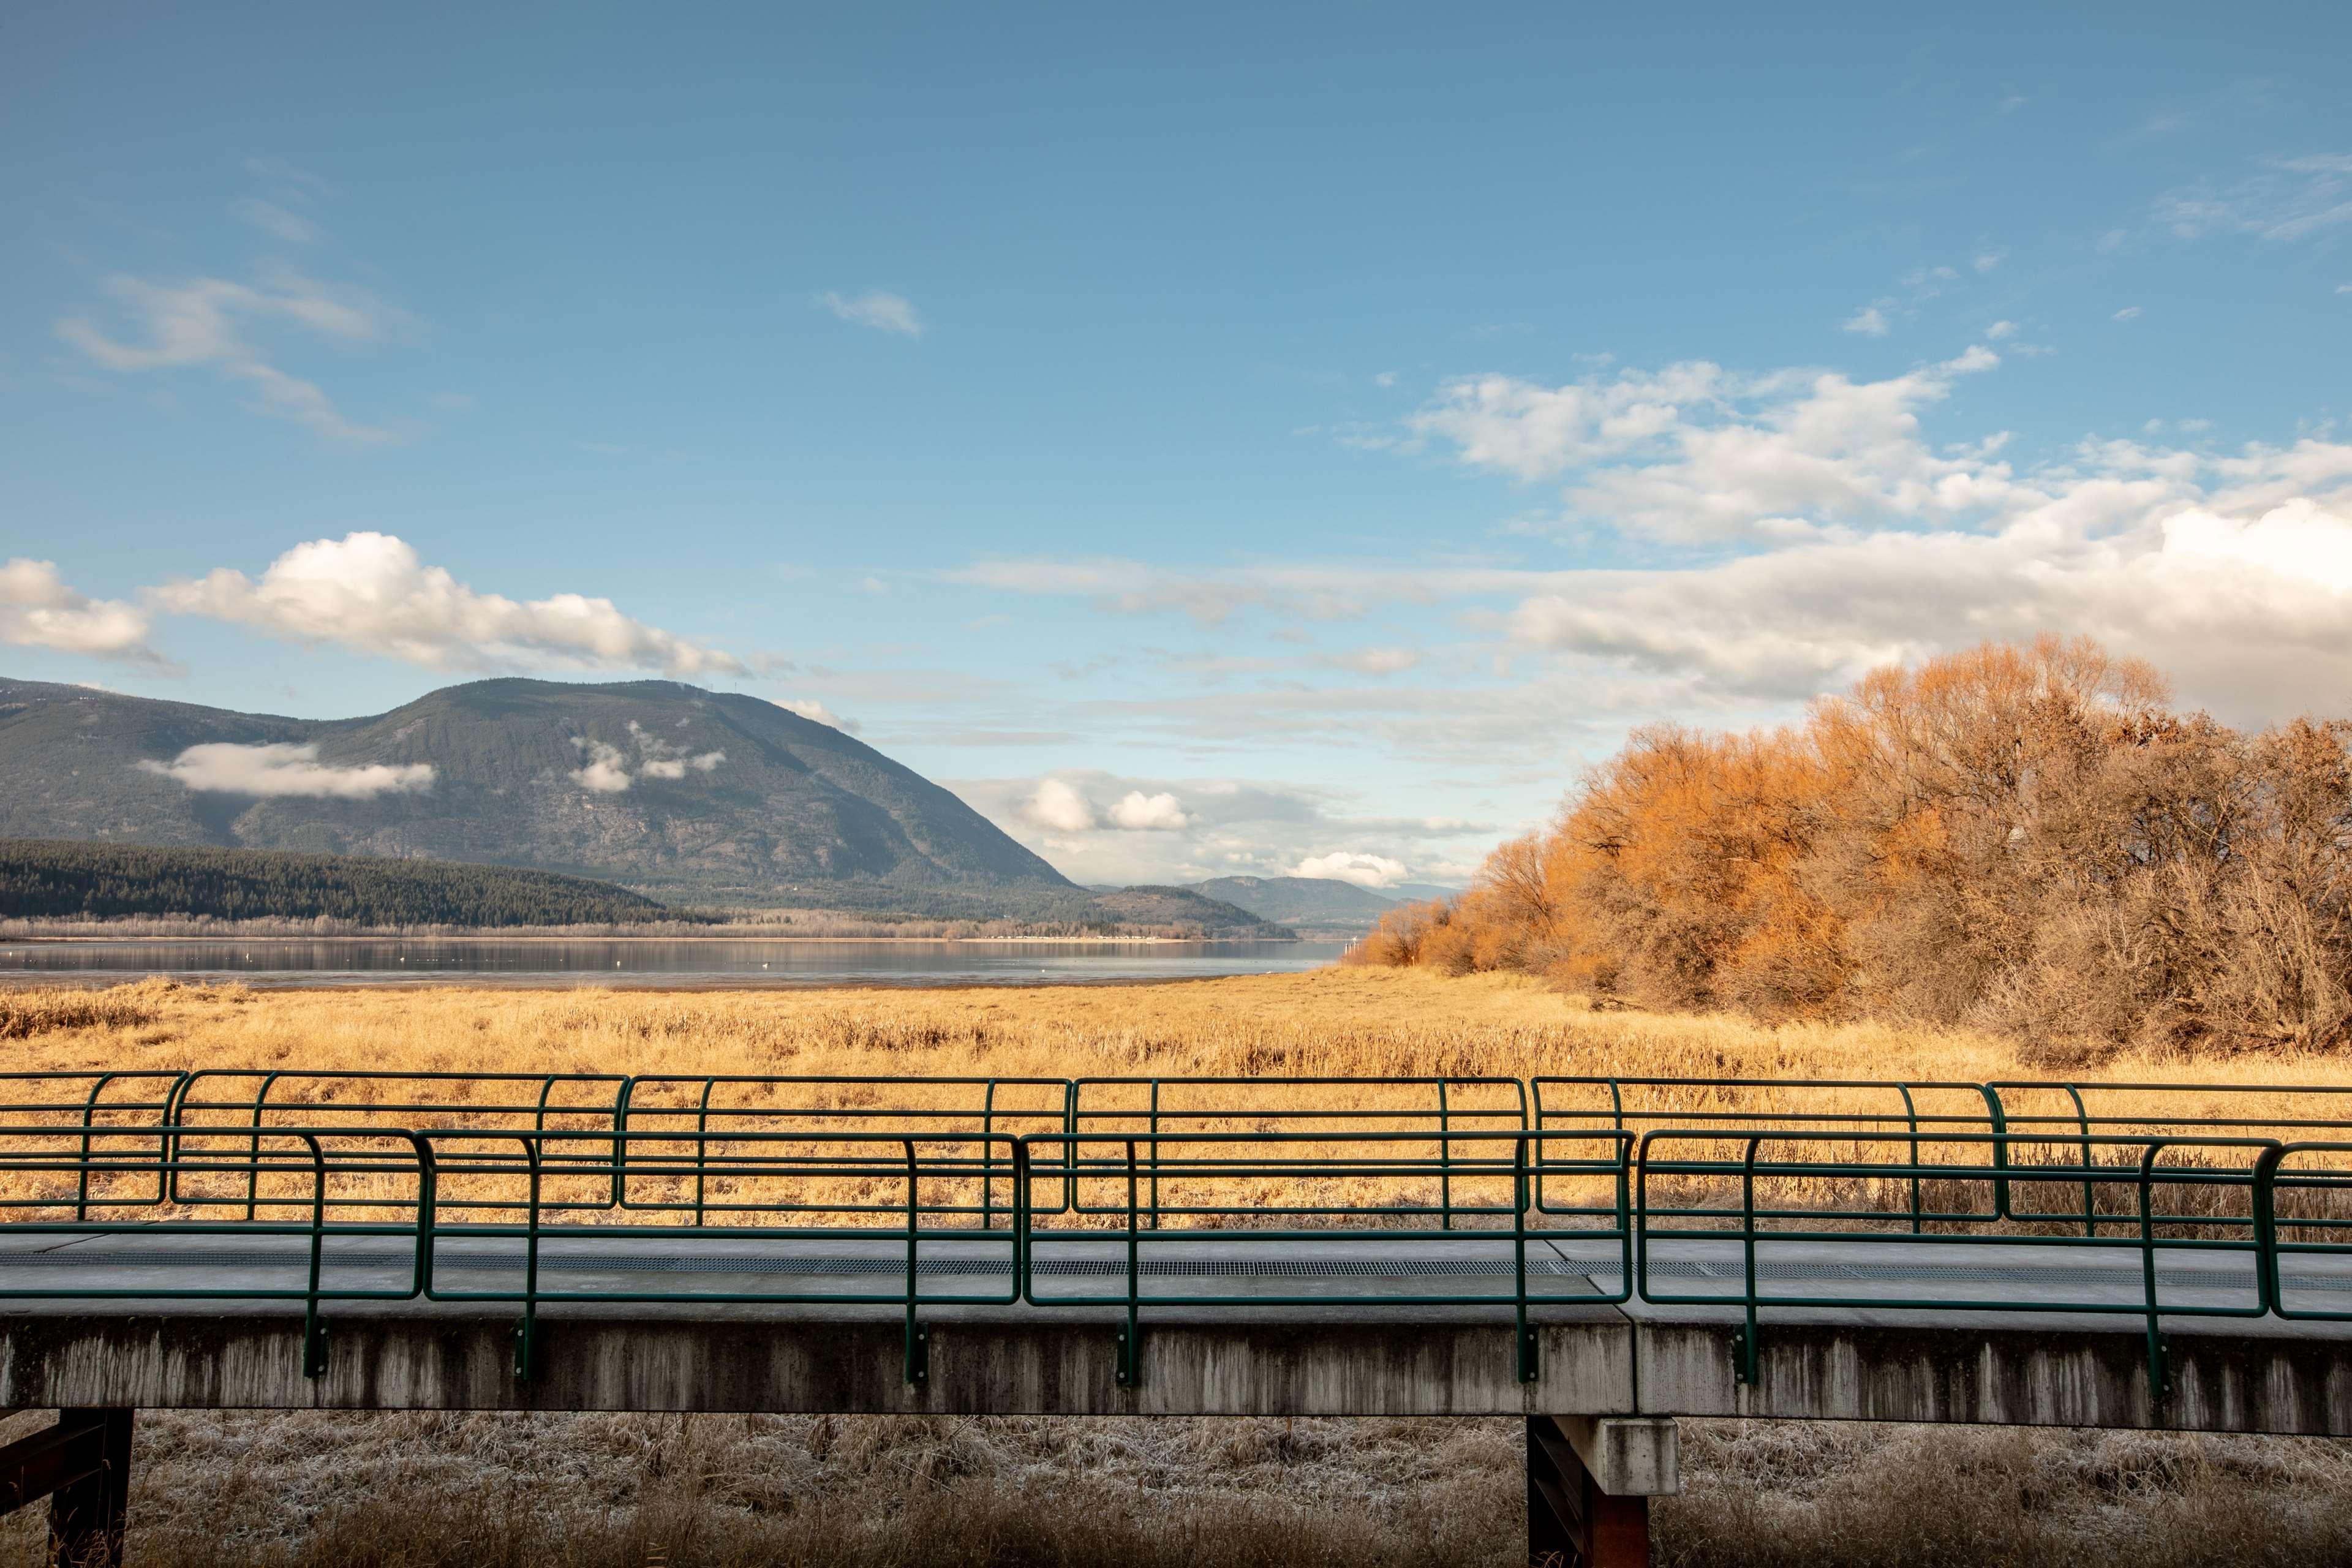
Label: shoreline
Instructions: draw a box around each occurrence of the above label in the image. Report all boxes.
[0,932,1307,947]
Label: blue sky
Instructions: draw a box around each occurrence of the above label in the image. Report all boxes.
[6,4,2351,888]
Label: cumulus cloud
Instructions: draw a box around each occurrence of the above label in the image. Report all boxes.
[139,742,434,798]
[56,270,399,443]
[820,290,923,336]
[624,720,725,779]
[1506,486,2352,718]
[1107,790,1190,831]
[1841,304,1891,337]
[567,723,732,793]
[569,741,633,793]
[1,559,171,669]
[1409,349,2009,543]
[153,532,746,677]
[1291,851,1410,889]
[1022,777,1098,833]
[956,771,1485,888]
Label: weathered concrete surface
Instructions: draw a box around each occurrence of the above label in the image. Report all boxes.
[1555,1415,1679,1495]
[3,1310,2352,1433]
[0,1311,1630,1418]
[1632,1318,2352,1436]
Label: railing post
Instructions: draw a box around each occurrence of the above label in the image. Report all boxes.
[512,1135,543,1382]
[72,1075,113,1224]
[1012,1137,1033,1302]
[1438,1080,1454,1232]
[244,1071,283,1221]
[1515,1133,1537,1383]
[2138,1140,2169,1401]
[1895,1084,1922,1234]
[300,1133,330,1379]
[692,1078,717,1227]
[2253,1143,2287,1316]
[1117,1137,1142,1388]
[1146,1084,1161,1232]
[1734,1136,1761,1386]
[981,1079,998,1232]
[1982,1085,2013,1221]
[903,1138,927,1386]
[2066,1084,2097,1237]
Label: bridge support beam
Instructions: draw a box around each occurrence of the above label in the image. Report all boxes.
[0,1408,135,1568]
[1527,1416,1677,1568]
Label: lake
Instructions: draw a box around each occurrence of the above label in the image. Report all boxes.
[0,938,1352,988]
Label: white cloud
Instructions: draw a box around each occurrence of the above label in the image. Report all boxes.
[228,198,322,245]
[1329,646,1422,676]
[1023,777,1098,833]
[956,771,1486,888]
[152,532,747,677]
[567,725,733,793]
[569,741,633,793]
[1,559,170,668]
[1986,320,2019,340]
[1505,479,2352,719]
[2114,306,2143,322]
[56,271,398,443]
[1413,349,2011,545]
[243,156,339,199]
[774,697,859,733]
[139,742,434,798]
[1107,790,1190,831]
[2157,153,2352,243]
[624,720,725,778]
[820,290,923,337]
[1841,304,1891,337]
[1973,251,2007,272]
[1292,851,1410,889]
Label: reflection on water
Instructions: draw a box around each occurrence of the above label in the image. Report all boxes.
[0,938,1349,988]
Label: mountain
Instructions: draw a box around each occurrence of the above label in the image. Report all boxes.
[1188,875,1404,933]
[0,676,1075,905]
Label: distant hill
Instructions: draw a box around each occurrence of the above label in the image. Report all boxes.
[1188,875,1404,933]
[0,837,673,927]
[0,676,1294,935]
[0,676,1066,897]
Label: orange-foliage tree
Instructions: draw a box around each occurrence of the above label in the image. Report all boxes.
[1357,636,2352,1054]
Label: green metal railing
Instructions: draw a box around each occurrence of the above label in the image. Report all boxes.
[3,1071,2351,1398]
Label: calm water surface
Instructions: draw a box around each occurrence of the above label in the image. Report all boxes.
[0,938,1350,988]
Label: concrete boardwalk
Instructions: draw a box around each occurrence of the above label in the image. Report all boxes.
[2,1227,2351,1434]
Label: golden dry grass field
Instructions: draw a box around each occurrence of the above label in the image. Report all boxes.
[4,967,2351,1566]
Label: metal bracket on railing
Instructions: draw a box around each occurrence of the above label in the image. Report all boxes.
[1733,1326,1760,1385]
[513,1318,539,1381]
[1116,1321,1143,1388]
